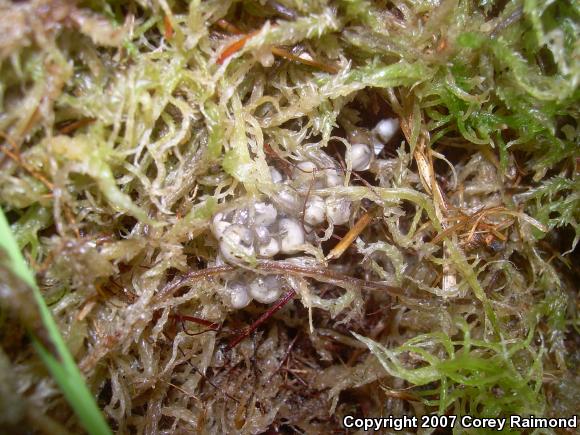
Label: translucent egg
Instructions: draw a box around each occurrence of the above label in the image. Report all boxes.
[254,202,277,226]
[278,218,305,253]
[349,143,373,171]
[325,197,351,225]
[374,118,399,143]
[219,224,254,262]
[226,282,251,309]
[304,195,326,225]
[249,275,284,304]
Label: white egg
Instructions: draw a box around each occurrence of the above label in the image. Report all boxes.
[211,212,230,237]
[270,167,284,183]
[349,143,373,171]
[254,202,277,226]
[374,118,399,143]
[219,224,254,263]
[278,218,305,254]
[254,225,271,244]
[226,282,251,309]
[325,197,351,225]
[253,226,280,257]
[231,207,250,225]
[258,238,280,257]
[296,161,317,174]
[292,161,319,184]
[275,187,301,210]
[304,195,326,225]
[324,168,343,187]
[249,275,283,304]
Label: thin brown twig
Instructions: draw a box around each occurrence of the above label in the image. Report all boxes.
[155,261,436,309]
[215,20,337,73]
[163,15,174,40]
[172,314,221,329]
[57,117,95,134]
[255,260,404,297]
[215,19,244,35]
[227,288,296,349]
[282,367,308,386]
[0,131,54,190]
[433,207,499,243]
[268,334,299,382]
[173,314,222,336]
[217,31,259,64]
[166,381,201,403]
[155,265,235,302]
[270,47,338,74]
[326,208,376,260]
[63,205,81,239]
[176,343,240,403]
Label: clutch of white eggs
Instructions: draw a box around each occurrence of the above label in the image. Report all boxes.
[211,118,399,308]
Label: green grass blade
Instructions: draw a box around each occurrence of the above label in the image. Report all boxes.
[0,208,111,435]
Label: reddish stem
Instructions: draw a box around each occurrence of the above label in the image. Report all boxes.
[217,31,258,64]
[227,288,296,350]
[163,15,174,40]
[171,314,220,330]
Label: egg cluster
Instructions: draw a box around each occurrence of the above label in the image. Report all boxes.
[211,118,399,308]
[272,162,353,227]
[222,275,287,309]
[211,201,304,307]
[210,175,350,307]
[211,201,308,262]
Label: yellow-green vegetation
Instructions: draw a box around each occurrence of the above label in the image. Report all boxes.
[0,0,578,433]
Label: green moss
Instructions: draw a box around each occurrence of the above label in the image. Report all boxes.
[355,319,544,419]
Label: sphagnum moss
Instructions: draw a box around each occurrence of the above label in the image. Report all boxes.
[0,0,578,433]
